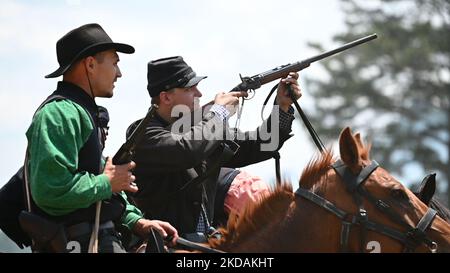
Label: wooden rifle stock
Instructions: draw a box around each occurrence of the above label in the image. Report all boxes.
[201,33,378,108]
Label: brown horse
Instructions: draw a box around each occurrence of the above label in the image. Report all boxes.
[209,127,450,253]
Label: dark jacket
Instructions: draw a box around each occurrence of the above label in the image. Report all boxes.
[128,108,293,234]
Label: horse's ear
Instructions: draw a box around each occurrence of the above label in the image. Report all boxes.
[339,127,361,169]
[354,133,370,160]
[415,173,436,206]
[354,133,364,149]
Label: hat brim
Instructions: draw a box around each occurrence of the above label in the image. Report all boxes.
[183,75,207,88]
[45,42,135,78]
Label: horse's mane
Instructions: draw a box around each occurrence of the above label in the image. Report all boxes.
[299,151,334,192]
[210,183,294,251]
[211,152,340,250]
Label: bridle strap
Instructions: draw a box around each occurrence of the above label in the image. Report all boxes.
[357,187,408,228]
[340,222,352,252]
[356,185,438,251]
[404,208,437,252]
[296,188,412,248]
[331,160,379,192]
[416,208,437,233]
[296,188,348,219]
[296,160,439,252]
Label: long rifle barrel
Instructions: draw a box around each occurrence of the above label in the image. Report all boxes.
[231,33,378,91]
[303,34,378,65]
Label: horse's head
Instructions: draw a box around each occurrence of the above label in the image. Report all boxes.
[312,127,450,252]
[209,127,450,253]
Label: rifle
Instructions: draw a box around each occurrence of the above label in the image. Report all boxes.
[112,104,159,165]
[227,34,378,154]
[230,33,378,92]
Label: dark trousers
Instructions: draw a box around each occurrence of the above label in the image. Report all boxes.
[66,229,126,253]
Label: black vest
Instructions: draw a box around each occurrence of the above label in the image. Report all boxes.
[31,82,125,226]
[0,82,124,248]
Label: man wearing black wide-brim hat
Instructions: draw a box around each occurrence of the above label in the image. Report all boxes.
[24,23,177,252]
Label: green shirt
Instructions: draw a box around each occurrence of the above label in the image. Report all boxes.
[26,99,143,230]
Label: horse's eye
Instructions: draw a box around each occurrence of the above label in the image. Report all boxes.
[391,188,409,201]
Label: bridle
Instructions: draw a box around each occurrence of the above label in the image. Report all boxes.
[295,159,439,253]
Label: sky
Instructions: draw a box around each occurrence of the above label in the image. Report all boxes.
[0,0,346,251]
[0,0,346,188]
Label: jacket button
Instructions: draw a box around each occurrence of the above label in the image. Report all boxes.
[193,201,200,206]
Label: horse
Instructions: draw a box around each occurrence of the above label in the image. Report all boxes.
[207,127,450,253]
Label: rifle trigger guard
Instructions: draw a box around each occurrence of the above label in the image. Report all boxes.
[243,89,255,100]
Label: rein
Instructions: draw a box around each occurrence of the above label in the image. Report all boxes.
[261,83,326,153]
[235,82,326,185]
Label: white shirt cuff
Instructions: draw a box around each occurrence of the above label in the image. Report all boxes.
[210,104,230,121]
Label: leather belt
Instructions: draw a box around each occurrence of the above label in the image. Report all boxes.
[65,220,115,239]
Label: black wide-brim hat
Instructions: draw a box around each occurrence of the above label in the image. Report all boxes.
[45,23,135,78]
[147,56,207,97]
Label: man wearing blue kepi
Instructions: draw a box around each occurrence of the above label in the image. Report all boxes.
[25,23,178,252]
